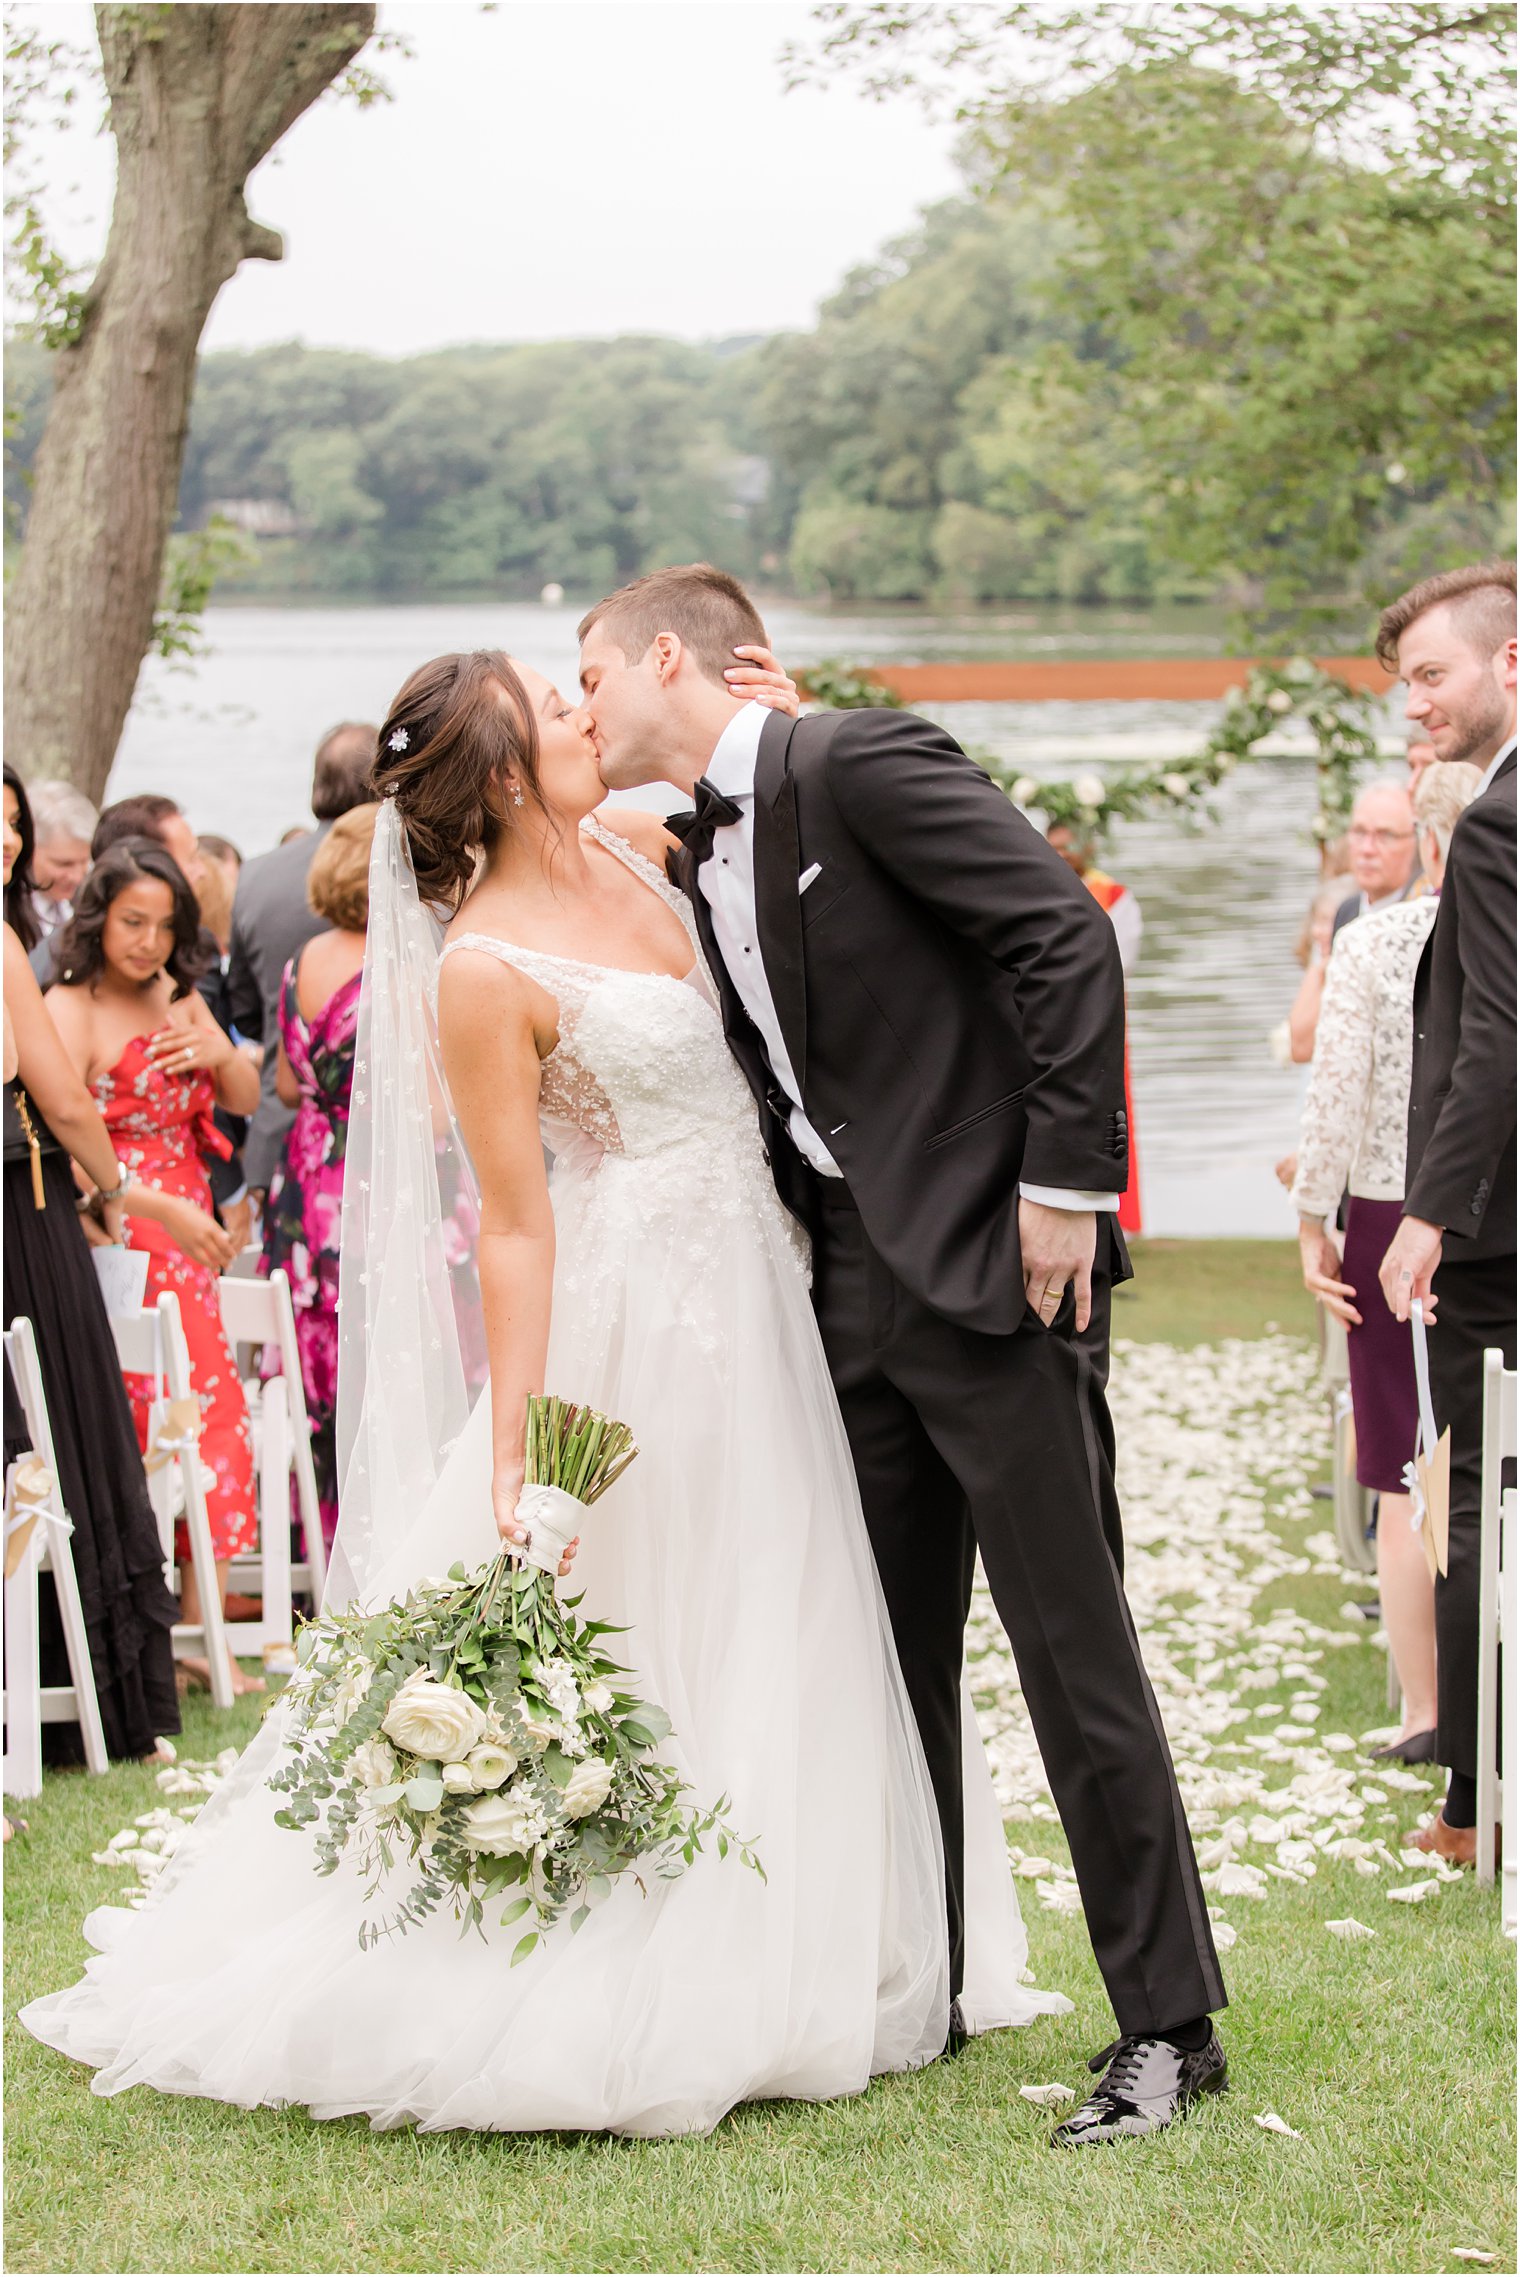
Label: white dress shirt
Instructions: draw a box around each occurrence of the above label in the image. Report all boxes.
[1478,735,1516,796]
[694,704,1117,1212]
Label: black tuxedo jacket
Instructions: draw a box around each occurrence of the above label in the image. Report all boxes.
[671,706,1131,1335]
[1405,744,1517,1260]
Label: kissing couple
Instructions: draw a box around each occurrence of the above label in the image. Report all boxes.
[23,564,1227,2146]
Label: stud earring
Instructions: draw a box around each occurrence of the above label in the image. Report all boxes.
[511,784,525,808]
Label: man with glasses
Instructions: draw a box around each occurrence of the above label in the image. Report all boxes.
[1331,780,1423,943]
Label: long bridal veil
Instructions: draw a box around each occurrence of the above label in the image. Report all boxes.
[328,793,485,1611]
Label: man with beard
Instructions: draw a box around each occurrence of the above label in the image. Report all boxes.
[1377,560,1517,1866]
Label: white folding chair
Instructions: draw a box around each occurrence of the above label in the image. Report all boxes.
[109,1293,235,1711]
[1476,1347,1518,1927]
[216,1268,327,1659]
[2,1316,109,1794]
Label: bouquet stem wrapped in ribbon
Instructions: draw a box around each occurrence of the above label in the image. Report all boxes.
[271,1396,760,1955]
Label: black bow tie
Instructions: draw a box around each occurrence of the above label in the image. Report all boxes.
[676,775,746,869]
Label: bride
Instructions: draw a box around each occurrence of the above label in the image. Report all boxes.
[22,648,1066,2137]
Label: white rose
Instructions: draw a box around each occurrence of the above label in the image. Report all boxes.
[459,1790,549,1857]
[561,1757,616,1820]
[347,1737,397,1789]
[332,1663,373,1728]
[465,1741,517,1790]
[1010,776,1039,808]
[1072,772,1106,809]
[1161,773,1191,800]
[582,1679,615,1717]
[441,1760,479,1795]
[1266,689,1293,714]
[380,1676,487,1763]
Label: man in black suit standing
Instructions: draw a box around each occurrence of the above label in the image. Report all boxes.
[581,565,1226,2148]
[225,723,375,1200]
[1377,561,1517,1866]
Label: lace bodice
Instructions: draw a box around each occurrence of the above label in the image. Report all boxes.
[1290,897,1438,1217]
[438,816,759,1165]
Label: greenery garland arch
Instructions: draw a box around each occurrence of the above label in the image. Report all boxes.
[804,658,1384,849]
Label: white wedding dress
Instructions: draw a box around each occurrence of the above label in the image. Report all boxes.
[21,813,1066,2137]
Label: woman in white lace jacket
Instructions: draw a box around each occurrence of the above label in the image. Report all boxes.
[1291,762,1482,1761]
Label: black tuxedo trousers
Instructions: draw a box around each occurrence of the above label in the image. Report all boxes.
[1427,1252,1517,1780]
[809,1175,1227,2037]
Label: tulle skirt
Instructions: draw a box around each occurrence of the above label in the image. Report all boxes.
[21,1142,1065,2136]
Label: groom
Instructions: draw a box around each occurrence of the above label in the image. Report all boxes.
[580,565,1228,2146]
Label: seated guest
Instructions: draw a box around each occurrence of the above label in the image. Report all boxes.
[226,723,377,1204]
[258,804,379,1554]
[195,835,243,958]
[2,772,180,1759]
[1292,762,1482,1759]
[1375,560,1517,1865]
[48,839,264,1698]
[26,782,97,943]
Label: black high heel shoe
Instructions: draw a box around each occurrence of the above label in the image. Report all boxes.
[1369,1728,1437,1764]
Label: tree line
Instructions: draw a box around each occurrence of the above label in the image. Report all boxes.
[9,127,1506,619]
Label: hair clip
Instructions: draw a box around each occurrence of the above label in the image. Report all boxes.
[387,728,410,753]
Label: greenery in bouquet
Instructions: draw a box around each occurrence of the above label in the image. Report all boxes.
[270,1397,761,1957]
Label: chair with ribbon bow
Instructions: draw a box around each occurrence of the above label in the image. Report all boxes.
[1476,1346,1517,1927]
[216,1267,327,1672]
[109,1293,235,1710]
[2,1316,109,1794]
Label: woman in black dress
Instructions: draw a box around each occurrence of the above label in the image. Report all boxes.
[3,769,180,1761]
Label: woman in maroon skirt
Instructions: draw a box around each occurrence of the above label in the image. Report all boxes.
[1291,762,1483,1761]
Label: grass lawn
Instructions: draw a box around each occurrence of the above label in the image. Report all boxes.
[6,1242,1515,2275]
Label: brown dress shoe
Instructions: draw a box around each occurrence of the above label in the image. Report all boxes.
[1402,1816,1490,1866]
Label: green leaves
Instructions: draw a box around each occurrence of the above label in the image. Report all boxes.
[510,1932,539,1968]
[405,1772,444,1813]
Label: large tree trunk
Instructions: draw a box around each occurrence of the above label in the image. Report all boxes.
[4,4,375,803]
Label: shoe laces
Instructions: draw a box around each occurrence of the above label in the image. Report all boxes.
[1093,2035,1156,2102]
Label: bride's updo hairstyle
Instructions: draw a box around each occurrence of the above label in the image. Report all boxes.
[372,650,543,908]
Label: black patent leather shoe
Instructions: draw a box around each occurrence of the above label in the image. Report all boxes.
[1049,2029,1227,2147]
[943,1998,970,2058]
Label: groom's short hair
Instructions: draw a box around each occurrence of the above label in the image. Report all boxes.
[578,564,766,688]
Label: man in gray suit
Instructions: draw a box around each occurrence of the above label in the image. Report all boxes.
[226,722,376,1198]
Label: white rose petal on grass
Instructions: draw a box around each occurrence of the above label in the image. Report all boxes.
[1387,1878,1441,1904]
[1452,2251,1497,2264]
[1325,1918,1377,1939]
[1019,2083,1076,2107]
[1254,2111,1302,2138]
[380,1676,487,1764]
[561,1757,616,1820]
[1211,1921,1238,1951]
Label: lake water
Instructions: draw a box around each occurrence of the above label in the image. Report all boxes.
[109,599,1409,1238]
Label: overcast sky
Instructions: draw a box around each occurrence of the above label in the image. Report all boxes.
[19,1,965,353]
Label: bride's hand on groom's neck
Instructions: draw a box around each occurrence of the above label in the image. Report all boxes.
[724,646,801,717]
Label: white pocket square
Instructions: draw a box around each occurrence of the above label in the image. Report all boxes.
[798,862,823,895]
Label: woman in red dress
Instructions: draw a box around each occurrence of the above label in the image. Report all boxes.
[48,839,264,1696]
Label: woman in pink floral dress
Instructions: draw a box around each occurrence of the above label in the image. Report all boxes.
[48,839,263,1696]
[258,807,377,1552]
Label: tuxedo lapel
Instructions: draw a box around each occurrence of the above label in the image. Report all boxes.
[752,710,807,1084]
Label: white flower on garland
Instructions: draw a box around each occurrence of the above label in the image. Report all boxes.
[1011,776,1039,807]
[1161,773,1192,800]
[1266,690,1294,714]
[1073,772,1106,810]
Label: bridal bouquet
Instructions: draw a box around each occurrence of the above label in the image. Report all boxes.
[270,1397,760,1956]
